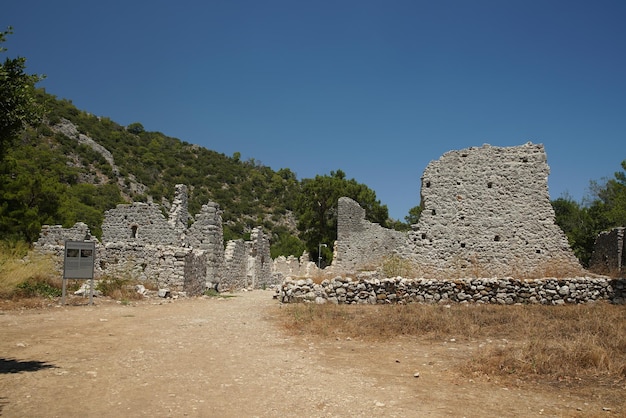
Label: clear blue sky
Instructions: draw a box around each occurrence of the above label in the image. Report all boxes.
[4,0,625,220]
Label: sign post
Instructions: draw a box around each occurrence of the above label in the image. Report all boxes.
[62,241,96,305]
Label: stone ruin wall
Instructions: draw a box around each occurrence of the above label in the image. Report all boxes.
[279,276,626,305]
[34,184,272,295]
[406,142,581,276]
[186,202,225,286]
[247,227,274,289]
[272,251,319,282]
[332,143,583,277]
[102,203,177,245]
[332,197,406,272]
[223,240,247,290]
[589,227,625,275]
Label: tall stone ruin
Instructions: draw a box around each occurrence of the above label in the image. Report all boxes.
[333,143,583,277]
[405,142,581,276]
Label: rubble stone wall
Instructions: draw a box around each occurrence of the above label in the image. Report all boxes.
[280,276,626,305]
[590,227,625,275]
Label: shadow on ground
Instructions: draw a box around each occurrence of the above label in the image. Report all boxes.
[0,358,56,374]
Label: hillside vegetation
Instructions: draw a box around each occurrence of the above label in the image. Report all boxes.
[0,89,397,261]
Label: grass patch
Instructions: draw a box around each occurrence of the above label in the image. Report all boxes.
[96,275,144,301]
[277,302,626,384]
[0,241,60,298]
[203,288,237,298]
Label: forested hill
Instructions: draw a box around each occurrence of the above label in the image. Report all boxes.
[0,89,398,261]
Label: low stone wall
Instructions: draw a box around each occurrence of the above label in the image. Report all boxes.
[279,276,626,305]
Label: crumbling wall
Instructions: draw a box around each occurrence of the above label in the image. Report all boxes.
[272,251,318,281]
[222,239,247,290]
[187,202,225,285]
[33,222,99,274]
[102,202,177,245]
[168,184,190,235]
[590,227,625,275]
[247,227,273,289]
[333,197,405,272]
[34,184,271,293]
[183,249,208,296]
[99,243,191,289]
[404,143,581,276]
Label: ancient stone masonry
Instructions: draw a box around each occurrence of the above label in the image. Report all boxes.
[246,228,274,289]
[186,202,225,286]
[223,240,247,290]
[332,143,582,277]
[279,276,626,305]
[406,142,581,276]
[34,185,273,294]
[102,203,177,245]
[332,197,405,272]
[168,184,191,235]
[590,227,625,275]
[273,251,319,282]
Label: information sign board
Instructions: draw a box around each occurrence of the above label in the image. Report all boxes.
[62,241,96,305]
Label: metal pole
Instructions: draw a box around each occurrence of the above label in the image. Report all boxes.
[318,243,326,268]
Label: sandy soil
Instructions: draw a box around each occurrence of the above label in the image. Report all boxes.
[0,290,622,417]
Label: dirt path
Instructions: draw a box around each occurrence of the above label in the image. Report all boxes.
[0,291,620,417]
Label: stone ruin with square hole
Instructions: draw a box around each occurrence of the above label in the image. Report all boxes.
[34,184,273,295]
[331,142,583,277]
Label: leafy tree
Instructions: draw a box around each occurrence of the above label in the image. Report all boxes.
[295,169,389,265]
[405,204,423,225]
[126,122,144,135]
[0,27,44,159]
[552,197,596,266]
[552,160,626,267]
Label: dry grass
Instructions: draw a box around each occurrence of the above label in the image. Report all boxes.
[277,301,626,385]
[96,275,145,301]
[0,242,59,298]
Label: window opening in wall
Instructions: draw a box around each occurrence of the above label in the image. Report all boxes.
[536,249,541,254]
[425,181,431,188]
[460,243,466,248]
[487,182,493,188]
[494,235,500,241]
[431,209,436,215]
[421,233,426,239]
[130,225,138,239]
